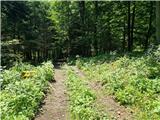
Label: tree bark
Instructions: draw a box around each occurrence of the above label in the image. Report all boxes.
[127,1,131,52]
[67,2,71,57]
[130,2,135,51]
[94,1,98,55]
[79,1,85,25]
[79,1,86,56]
[123,16,126,51]
[13,23,16,38]
[145,2,153,50]
[156,1,160,44]
[38,50,40,62]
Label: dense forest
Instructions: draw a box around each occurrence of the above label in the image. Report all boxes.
[1,1,160,120]
[1,1,160,67]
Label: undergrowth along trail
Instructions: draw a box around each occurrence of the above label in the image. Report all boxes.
[73,66,133,120]
[75,50,160,120]
[66,66,108,120]
[1,62,54,120]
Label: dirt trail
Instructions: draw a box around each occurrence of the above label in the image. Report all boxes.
[90,82,133,120]
[35,66,69,120]
[73,66,133,120]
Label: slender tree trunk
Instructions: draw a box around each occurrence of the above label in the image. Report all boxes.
[13,23,16,38]
[29,50,32,60]
[127,1,131,52]
[130,2,135,51]
[51,50,54,60]
[79,1,85,25]
[145,2,153,50]
[123,16,126,51]
[23,52,25,60]
[79,1,86,56]
[156,1,160,44]
[38,50,40,62]
[18,31,20,39]
[67,2,71,57]
[94,1,98,55]
[26,52,29,60]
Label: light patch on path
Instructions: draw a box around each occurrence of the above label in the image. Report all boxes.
[89,81,133,120]
[35,67,69,120]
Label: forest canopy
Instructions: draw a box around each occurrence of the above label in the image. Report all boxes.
[1,1,160,67]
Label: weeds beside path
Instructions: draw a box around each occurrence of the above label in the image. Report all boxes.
[72,66,133,120]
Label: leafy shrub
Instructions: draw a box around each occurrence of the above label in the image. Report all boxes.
[1,61,54,120]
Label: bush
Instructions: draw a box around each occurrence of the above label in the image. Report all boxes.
[1,61,54,120]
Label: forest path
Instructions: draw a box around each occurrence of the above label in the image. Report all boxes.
[72,66,133,120]
[35,64,69,120]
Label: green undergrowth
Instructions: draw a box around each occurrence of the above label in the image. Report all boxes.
[1,61,54,120]
[75,48,160,119]
[66,67,108,120]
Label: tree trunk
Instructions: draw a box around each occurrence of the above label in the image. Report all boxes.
[79,1,86,56]
[123,16,126,51]
[127,1,131,52]
[156,1,160,44]
[94,1,98,55]
[79,1,85,25]
[130,2,135,51]
[145,2,153,50]
[67,2,71,57]
[38,50,40,62]
[13,23,16,39]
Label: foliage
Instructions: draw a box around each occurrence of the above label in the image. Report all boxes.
[66,68,108,120]
[2,1,159,67]
[1,1,57,66]
[1,1,160,119]
[1,61,54,120]
[75,48,160,119]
